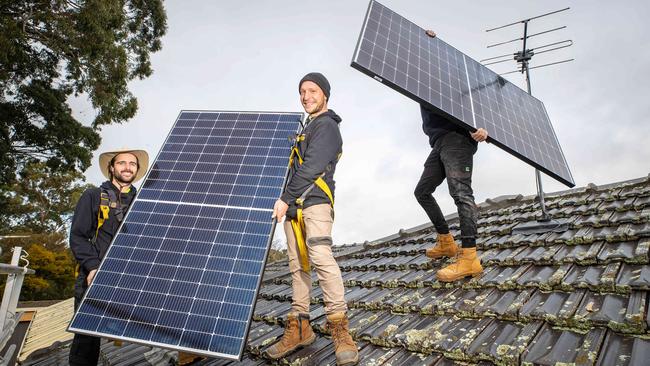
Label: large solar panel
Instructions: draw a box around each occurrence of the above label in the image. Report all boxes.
[68,110,303,359]
[351,0,574,187]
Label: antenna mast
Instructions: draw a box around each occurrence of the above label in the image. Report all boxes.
[482,7,573,224]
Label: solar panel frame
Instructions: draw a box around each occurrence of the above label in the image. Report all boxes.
[68,110,303,360]
[351,0,574,187]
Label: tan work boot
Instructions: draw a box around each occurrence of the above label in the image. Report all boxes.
[265,312,316,359]
[326,312,359,366]
[178,352,204,365]
[436,247,483,282]
[425,233,458,259]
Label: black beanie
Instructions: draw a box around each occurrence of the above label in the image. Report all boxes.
[299,72,331,100]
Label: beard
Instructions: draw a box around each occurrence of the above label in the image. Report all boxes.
[304,99,326,115]
[113,169,136,184]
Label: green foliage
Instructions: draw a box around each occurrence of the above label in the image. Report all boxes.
[22,241,75,300]
[0,161,92,234]
[0,162,90,300]
[0,0,167,184]
[0,234,76,301]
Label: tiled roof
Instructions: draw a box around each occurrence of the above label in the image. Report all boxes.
[250,175,650,365]
[18,175,650,365]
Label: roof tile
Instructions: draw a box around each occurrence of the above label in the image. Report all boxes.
[553,242,603,265]
[482,246,525,266]
[396,316,493,360]
[596,331,650,366]
[466,320,542,364]
[598,240,649,264]
[439,288,494,317]
[377,347,441,365]
[561,263,620,292]
[514,244,561,265]
[634,195,650,209]
[475,264,532,290]
[575,291,647,333]
[474,288,535,320]
[521,325,606,365]
[616,263,650,292]
[357,312,413,347]
[516,264,571,290]
[519,289,586,325]
[354,344,401,366]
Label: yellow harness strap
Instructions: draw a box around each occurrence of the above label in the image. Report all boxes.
[94,192,111,243]
[92,187,130,243]
[288,136,337,272]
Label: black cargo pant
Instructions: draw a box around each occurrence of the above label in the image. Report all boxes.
[69,270,101,366]
[414,131,478,248]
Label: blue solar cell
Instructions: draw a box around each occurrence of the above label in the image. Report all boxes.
[124,321,155,341]
[69,111,301,359]
[151,326,182,345]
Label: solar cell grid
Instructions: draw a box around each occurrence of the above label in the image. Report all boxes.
[352,0,574,187]
[69,111,302,359]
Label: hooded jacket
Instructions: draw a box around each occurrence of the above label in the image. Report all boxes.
[69,181,137,274]
[421,105,475,148]
[280,109,342,210]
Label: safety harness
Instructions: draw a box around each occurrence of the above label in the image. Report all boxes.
[90,186,129,348]
[288,134,337,273]
[92,187,128,244]
[75,186,128,279]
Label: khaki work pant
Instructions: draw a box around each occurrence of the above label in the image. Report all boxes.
[284,203,347,314]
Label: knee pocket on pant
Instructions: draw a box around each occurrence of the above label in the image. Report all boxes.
[307,236,332,246]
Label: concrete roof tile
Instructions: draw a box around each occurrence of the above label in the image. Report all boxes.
[596,331,650,366]
[521,325,606,365]
[466,320,542,364]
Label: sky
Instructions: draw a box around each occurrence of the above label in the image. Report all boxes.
[74,0,650,246]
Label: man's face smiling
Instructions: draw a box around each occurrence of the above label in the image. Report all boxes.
[300,81,327,117]
[111,153,138,185]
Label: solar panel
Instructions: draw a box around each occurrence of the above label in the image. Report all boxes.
[68,110,303,360]
[351,0,574,187]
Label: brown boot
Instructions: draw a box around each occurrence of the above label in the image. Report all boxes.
[178,352,205,365]
[326,312,359,366]
[425,233,458,259]
[265,312,316,359]
[436,247,483,282]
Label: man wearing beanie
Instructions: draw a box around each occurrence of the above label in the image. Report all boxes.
[415,30,488,282]
[266,73,358,365]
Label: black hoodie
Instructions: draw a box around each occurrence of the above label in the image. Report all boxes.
[421,105,475,148]
[281,109,342,209]
[69,181,137,274]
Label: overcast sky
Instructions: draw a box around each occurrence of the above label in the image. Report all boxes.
[75,0,650,246]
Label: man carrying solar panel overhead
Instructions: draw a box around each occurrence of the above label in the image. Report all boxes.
[415,30,488,282]
[268,73,359,365]
[68,148,148,366]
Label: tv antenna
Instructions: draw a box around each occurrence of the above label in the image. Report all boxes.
[481,7,573,232]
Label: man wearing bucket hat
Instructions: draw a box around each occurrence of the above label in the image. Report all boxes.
[266,73,359,366]
[69,148,148,365]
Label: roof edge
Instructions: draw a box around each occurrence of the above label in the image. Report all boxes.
[369,173,650,245]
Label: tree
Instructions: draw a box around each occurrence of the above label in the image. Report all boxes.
[0,161,91,235]
[14,239,76,301]
[0,0,167,184]
[0,162,89,300]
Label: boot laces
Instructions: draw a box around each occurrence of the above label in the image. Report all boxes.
[280,317,300,345]
[451,249,473,269]
[328,319,355,349]
[445,251,462,272]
